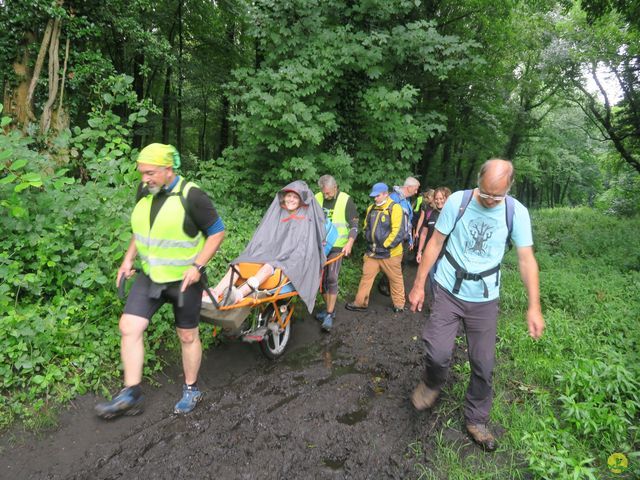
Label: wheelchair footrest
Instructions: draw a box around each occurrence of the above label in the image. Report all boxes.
[242,327,267,343]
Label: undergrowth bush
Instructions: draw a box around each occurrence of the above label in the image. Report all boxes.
[497,207,640,479]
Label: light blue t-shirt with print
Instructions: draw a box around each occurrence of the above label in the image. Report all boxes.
[434,190,533,302]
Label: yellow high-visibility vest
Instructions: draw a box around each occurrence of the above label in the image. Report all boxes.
[315,191,350,248]
[414,195,423,212]
[131,179,204,283]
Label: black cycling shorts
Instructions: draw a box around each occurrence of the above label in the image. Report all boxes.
[124,272,203,329]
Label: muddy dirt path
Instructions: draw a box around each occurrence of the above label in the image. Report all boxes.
[0,266,482,479]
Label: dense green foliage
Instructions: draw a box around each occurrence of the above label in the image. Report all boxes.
[505,209,639,478]
[2,0,639,207]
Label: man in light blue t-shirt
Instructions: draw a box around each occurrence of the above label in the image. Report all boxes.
[407,159,544,452]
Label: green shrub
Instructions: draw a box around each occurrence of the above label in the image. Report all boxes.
[497,208,640,479]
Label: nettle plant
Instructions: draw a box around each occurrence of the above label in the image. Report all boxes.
[0,104,44,218]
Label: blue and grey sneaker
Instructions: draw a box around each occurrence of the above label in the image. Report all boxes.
[95,386,144,419]
[174,384,203,414]
[315,309,328,322]
[321,312,335,332]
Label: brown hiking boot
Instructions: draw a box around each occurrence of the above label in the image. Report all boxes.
[466,423,498,451]
[410,381,439,411]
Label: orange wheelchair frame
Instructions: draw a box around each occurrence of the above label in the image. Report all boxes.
[200,253,344,359]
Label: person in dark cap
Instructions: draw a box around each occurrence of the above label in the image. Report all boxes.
[346,182,406,313]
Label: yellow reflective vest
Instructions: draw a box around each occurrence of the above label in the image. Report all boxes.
[131,178,204,283]
[315,191,350,248]
[414,195,423,212]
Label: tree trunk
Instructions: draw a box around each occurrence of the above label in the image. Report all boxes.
[518,179,527,206]
[132,52,145,149]
[176,0,183,153]
[440,137,453,179]
[214,21,236,160]
[40,18,62,135]
[503,116,523,160]
[463,154,478,189]
[255,37,264,70]
[575,75,640,173]
[199,89,208,160]
[454,143,463,180]
[159,9,179,145]
[559,176,570,205]
[4,31,36,125]
[216,95,230,160]
[419,136,440,187]
[162,65,172,144]
[26,20,54,122]
[54,36,71,134]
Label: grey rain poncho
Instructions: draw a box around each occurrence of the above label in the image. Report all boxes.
[233,180,327,312]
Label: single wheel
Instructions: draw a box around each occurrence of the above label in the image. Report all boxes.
[259,305,291,360]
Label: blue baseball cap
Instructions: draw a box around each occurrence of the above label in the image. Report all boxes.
[369,182,389,197]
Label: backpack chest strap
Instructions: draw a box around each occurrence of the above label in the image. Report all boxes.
[444,250,501,298]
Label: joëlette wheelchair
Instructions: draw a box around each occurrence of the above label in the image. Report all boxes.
[200,254,343,359]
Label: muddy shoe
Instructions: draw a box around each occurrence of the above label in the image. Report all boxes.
[345,302,367,312]
[315,310,328,322]
[466,423,498,452]
[410,381,439,411]
[377,279,391,297]
[321,312,334,332]
[174,384,204,414]
[95,386,144,419]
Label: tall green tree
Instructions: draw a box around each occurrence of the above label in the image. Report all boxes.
[221,0,479,200]
[560,3,640,173]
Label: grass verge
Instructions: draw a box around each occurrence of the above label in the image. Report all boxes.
[409,208,640,479]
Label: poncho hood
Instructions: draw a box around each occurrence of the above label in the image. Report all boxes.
[233,180,327,312]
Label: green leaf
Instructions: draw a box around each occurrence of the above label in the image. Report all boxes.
[0,173,17,184]
[9,158,26,170]
[1,116,11,127]
[103,93,114,104]
[14,183,30,192]
[0,149,13,161]
[10,205,26,217]
[21,173,41,183]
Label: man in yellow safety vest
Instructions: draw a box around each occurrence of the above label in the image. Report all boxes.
[95,143,225,419]
[314,175,359,332]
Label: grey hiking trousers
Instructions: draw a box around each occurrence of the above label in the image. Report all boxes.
[421,282,499,424]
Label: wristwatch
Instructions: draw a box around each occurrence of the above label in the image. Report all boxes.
[192,263,206,274]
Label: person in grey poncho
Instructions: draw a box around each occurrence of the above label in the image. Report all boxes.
[210,180,327,312]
